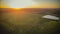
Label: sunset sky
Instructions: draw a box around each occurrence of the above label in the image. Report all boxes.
[0,0,60,8]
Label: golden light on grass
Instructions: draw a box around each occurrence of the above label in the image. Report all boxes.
[12,8,21,10]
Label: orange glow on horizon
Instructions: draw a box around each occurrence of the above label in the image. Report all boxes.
[0,3,60,8]
[7,8,27,15]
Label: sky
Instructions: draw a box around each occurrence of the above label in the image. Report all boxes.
[0,0,59,8]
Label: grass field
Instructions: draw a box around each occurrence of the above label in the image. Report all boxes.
[0,8,60,34]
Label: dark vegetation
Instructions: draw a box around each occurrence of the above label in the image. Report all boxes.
[0,8,60,34]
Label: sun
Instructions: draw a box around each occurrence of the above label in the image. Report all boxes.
[12,8,21,10]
